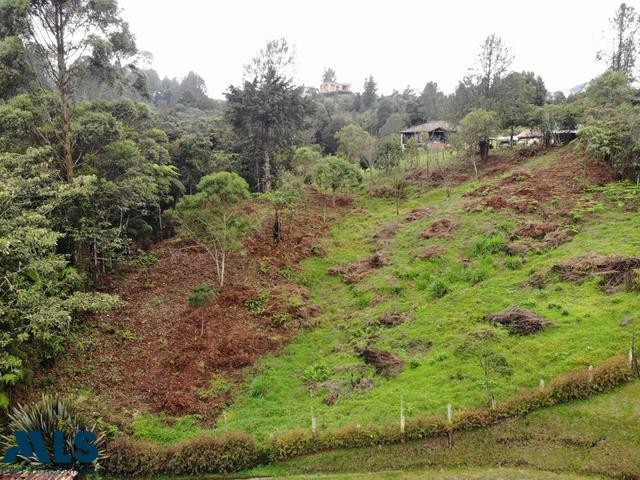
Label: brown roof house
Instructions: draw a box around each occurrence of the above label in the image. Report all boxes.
[400,121,458,149]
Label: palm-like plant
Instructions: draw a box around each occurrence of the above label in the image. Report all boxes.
[1,395,105,468]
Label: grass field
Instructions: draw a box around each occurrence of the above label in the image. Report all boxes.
[129,148,640,451]
[243,381,640,478]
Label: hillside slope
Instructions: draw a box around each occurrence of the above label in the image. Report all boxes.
[210,147,638,441]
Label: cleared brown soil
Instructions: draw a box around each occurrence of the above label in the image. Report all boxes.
[18,190,345,424]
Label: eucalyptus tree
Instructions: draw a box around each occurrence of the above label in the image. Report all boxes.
[5,0,140,180]
[597,3,639,75]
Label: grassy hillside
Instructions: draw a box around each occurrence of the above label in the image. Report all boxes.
[126,147,639,446]
[245,380,640,478]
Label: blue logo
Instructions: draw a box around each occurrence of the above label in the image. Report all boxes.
[2,431,98,464]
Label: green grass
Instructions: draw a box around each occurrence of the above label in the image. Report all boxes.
[243,381,640,479]
[249,468,598,479]
[132,149,640,451]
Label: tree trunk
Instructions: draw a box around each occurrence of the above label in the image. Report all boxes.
[262,125,272,192]
[55,4,73,182]
[273,208,281,243]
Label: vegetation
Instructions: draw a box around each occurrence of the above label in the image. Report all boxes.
[1,395,106,467]
[2,0,640,478]
[173,171,250,287]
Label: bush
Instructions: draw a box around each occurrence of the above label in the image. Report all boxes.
[168,432,258,474]
[302,363,330,383]
[103,431,258,476]
[1,395,106,468]
[187,283,217,307]
[430,278,449,298]
[469,233,508,256]
[102,436,164,476]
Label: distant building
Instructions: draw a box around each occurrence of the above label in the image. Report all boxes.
[516,129,544,145]
[320,81,352,94]
[400,121,458,149]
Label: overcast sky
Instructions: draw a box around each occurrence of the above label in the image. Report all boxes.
[118,0,627,99]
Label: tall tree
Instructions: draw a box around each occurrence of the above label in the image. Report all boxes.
[0,0,32,99]
[244,37,295,82]
[362,75,377,109]
[494,72,536,143]
[407,81,446,124]
[472,34,514,99]
[226,66,312,192]
[597,3,639,75]
[9,0,138,181]
[322,67,336,83]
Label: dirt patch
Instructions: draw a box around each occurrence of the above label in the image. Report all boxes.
[463,151,615,215]
[378,311,412,327]
[550,253,640,293]
[404,207,433,222]
[373,223,401,242]
[512,222,559,240]
[358,347,404,377]
[19,190,347,423]
[508,223,576,253]
[485,308,555,335]
[541,229,574,248]
[421,219,455,239]
[406,339,434,355]
[416,245,446,260]
[328,251,390,284]
[352,377,374,391]
[404,153,523,192]
[319,380,341,406]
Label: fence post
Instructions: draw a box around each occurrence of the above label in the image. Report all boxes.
[539,378,545,391]
[311,407,317,436]
[400,395,405,434]
[447,403,454,448]
[630,348,634,367]
[588,365,593,383]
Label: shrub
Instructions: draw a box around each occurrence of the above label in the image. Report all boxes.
[430,278,449,298]
[469,233,508,256]
[168,432,258,474]
[188,283,217,307]
[199,374,232,399]
[102,436,164,476]
[244,292,270,314]
[103,432,258,476]
[128,254,158,269]
[302,363,330,383]
[1,395,106,468]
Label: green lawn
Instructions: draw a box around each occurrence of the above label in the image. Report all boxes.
[254,468,599,479]
[243,381,639,479]
[132,149,640,449]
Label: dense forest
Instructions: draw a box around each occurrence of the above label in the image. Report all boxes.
[1,0,640,463]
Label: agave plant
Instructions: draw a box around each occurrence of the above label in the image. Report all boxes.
[1,395,105,468]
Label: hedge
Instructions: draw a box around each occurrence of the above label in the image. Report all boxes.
[102,355,635,475]
[101,431,259,476]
